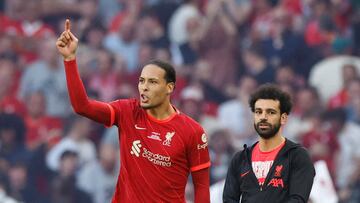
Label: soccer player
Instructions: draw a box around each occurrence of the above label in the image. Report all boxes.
[223,84,315,202]
[56,19,211,203]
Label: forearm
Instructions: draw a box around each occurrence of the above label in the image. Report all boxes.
[64,59,112,126]
[192,168,210,203]
[64,60,89,112]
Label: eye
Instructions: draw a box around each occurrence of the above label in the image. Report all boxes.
[139,78,144,83]
[150,80,158,84]
[255,110,261,115]
[268,110,277,115]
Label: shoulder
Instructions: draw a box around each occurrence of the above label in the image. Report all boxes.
[288,144,314,169]
[227,149,247,173]
[290,146,311,161]
[285,139,310,158]
[110,98,140,110]
[230,149,247,164]
[111,98,138,105]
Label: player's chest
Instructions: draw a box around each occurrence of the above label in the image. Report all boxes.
[122,118,187,156]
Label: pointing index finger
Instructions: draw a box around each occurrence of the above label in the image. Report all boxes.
[65,19,70,31]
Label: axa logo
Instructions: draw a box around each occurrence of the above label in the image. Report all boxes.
[268,178,284,188]
[130,140,142,157]
[163,132,175,146]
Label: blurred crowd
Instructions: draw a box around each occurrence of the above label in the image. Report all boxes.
[1,0,360,202]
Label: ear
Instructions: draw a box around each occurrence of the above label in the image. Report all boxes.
[167,82,175,95]
[280,113,288,125]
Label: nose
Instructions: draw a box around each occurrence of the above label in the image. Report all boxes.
[259,112,268,120]
[139,81,149,92]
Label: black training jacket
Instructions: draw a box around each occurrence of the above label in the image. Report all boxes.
[223,139,315,203]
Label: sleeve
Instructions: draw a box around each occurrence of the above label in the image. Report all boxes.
[187,125,211,172]
[223,152,242,203]
[192,167,210,203]
[64,59,118,126]
[284,147,315,203]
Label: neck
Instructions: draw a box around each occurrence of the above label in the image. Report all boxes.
[146,102,176,120]
[258,133,285,152]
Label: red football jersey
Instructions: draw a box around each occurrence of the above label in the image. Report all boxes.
[109,99,210,203]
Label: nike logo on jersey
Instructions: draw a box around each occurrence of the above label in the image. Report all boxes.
[240,170,250,177]
[135,124,146,130]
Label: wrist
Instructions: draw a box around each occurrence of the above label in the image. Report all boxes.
[64,54,76,61]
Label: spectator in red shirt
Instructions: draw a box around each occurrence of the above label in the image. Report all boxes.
[0,57,26,116]
[24,91,62,151]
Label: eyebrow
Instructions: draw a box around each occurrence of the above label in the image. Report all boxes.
[139,76,160,80]
[255,108,278,112]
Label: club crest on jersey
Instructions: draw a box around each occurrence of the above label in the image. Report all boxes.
[274,165,283,177]
[163,132,175,146]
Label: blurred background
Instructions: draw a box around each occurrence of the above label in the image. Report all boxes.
[0,0,360,202]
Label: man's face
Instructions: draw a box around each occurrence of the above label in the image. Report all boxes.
[138,65,173,109]
[253,99,286,139]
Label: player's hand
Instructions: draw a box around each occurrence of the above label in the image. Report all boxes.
[56,19,78,61]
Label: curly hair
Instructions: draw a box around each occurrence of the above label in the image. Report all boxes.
[249,83,292,115]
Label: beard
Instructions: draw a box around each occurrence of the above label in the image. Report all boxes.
[254,119,281,139]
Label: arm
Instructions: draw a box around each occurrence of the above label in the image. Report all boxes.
[192,168,210,203]
[223,152,241,203]
[284,148,315,203]
[56,20,115,126]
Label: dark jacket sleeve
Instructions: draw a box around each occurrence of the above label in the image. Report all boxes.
[284,147,315,203]
[223,152,242,203]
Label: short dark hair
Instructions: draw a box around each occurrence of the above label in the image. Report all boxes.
[145,59,176,84]
[249,83,292,115]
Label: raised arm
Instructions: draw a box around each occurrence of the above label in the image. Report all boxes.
[56,19,115,126]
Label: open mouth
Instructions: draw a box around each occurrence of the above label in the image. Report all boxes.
[140,94,149,103]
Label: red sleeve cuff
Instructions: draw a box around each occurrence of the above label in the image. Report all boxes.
[105,103,115,127]
[64,59,77,66]
[191,161,211,172]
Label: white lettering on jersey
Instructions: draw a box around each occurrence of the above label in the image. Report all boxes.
[252,161,274,184]
[130,140,172,167]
